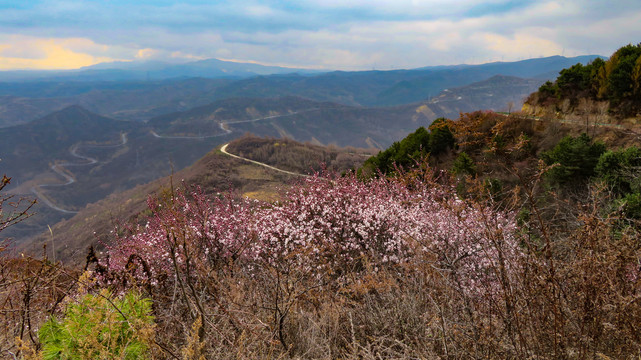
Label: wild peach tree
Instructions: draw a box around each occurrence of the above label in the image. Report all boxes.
[108,171,519,293]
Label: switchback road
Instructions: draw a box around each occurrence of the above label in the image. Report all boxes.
[31,133,128,214]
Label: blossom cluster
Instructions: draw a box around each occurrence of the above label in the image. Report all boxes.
[107,172,519,296]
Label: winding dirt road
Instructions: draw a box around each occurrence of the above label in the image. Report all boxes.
[220,143,309,177]
[35,108,335,213]
[31,133,128,214]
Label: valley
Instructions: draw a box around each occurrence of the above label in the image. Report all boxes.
[0,55,607,248]
[19,135,373,265]
[30,133,128,214]
[2,97,432,243]
[2,1,640,357]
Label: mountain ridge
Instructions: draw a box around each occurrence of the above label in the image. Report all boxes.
[0,55,604,127]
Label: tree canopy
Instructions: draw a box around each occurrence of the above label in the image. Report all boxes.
[360,118,455,176]
[533,43,641,116]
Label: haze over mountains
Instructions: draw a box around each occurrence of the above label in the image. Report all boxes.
[0,54,603,245]
[0,55,600,126]
[0,58,321,83]
[1,55,599,84]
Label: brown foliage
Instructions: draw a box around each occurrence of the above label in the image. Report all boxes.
[95,164,641,359]
[0,254,77,357]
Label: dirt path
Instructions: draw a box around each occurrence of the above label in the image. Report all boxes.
[220,143,309,178]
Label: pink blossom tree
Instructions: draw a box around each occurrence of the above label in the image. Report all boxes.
[108,171,520,299]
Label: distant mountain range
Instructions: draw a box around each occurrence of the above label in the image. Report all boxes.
[0,55,602,127]
[0,58,321,83]
[0,55,603,83]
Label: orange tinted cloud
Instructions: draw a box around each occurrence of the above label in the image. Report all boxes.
[0,37,118,70]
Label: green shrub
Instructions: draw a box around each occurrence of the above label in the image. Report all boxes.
[452,152,476,176]
[617,192,641,219]
[360,126,430,176]
[360,119,455,177]
[38,288,155,360]
[596,146,641,194]
[428,117,455,156]
[541,133,606,184]
[537,80,559,99]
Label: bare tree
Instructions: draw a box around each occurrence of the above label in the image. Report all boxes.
[507,101,515,115]
[578,98,594,134]
[1,175,36,235]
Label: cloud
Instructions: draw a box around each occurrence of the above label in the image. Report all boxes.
[0,36,123,70]
[136,48,159,60]
[0,0,639,70]
[478,32,563,59]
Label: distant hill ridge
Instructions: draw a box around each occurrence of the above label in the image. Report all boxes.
[427,75,544,115]
[0,55,603,128]
[0,55,602,83]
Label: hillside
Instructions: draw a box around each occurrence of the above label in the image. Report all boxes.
[0,106,134,180]
[4,96,440,244]
[23,104,640,269]
[5,83,641,360]
[363,109,640,182]
[9,111,640,359]
[427,75,544,116]
[148,96,335,136]
[19,136,374,266]
[145,95,445,149]
[1,106,233,242]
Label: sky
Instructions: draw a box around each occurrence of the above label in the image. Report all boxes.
[0,0,639,71]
